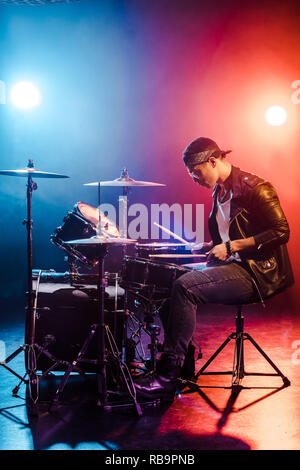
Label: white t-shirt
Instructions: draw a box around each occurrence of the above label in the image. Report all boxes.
[215,190,241,262]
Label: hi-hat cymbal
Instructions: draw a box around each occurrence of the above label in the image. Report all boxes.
[84,168,165,187]
[65,236,136,245]
[0,167,69,179]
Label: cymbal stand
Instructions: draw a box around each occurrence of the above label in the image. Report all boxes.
[49,180,142,415]
[0,160,68,410]
[118,168,130,239]
[48,243,142,415]
[24,164,38,396]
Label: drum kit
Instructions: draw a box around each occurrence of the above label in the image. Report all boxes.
[0,160,206,415]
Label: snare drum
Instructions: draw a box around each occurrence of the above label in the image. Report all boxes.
[137,242,186,257]
[121,255,189,295]
[136,242,195,265]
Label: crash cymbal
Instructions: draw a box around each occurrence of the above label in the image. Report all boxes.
[65,235,136,245]
[0,166,69,179]
[84,168,165,187]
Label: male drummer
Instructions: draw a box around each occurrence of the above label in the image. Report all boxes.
[134,136,294,401]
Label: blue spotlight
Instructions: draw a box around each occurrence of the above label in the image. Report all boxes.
[10,81,41,109]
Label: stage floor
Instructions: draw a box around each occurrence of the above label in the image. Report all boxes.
[0,297,299,451]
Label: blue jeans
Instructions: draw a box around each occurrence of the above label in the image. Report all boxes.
[161,261,258,362]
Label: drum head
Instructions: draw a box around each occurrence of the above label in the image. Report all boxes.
[77,202,120,237]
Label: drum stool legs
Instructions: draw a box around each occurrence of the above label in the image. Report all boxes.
[194,305,290,389]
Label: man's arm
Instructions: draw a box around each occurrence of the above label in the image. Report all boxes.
[231,237,255,252]
[247,182,290,250]
[208,181,289,262]
[207,238,255,262]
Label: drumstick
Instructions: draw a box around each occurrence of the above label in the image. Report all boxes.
[153,222,193,247]
[149,254,206,258]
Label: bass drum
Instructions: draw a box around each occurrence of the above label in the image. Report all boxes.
[26,277,125,373]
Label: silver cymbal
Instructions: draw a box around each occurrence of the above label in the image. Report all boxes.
[65,235,136,245]
[84,168,165,187]
[84,179,165,187]
[0,168,69,179]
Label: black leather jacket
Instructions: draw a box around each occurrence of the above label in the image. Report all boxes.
[208,165,294,304]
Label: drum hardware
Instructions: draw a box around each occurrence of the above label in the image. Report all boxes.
[48,173,142,412]
[121,256,187,373]
[66,254,79,275]
[32,268,121,288]
[123,248,210,374]
[11,331,83,397]
[121,255,208,373]
[126,310,162,374]
[48,216,143,414]
[0,160,70,412]
[84,168,166,188]
[51,232,96,268]
[126,287,164,373]
[84,168,166,239]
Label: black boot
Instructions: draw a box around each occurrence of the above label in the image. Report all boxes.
[134,354,183,401]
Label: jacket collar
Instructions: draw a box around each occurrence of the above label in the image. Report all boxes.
[212,165,243,200]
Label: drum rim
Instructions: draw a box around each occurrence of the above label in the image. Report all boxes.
[75,201,98,227]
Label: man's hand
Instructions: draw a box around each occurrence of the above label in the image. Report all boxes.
[207,243,228,263]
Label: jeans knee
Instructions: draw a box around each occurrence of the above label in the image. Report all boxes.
[172,275,186,292]
[172,272,193,296]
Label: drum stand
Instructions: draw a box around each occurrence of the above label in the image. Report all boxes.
[49,244,143,416]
